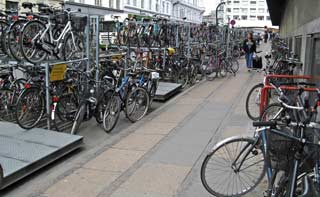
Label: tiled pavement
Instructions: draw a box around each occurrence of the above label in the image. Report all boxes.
[41,43,270,197]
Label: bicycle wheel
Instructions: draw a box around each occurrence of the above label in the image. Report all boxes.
[70,103,86,135]
[219,61,227,78]
[0,89,15,121]
[201,137,266,197]
[176,68,189,88]
[230,58,240,73]
[246,83,264,121]
[103,94,121,133]
[125,87,149,123]
[63,32,84,60]
[95,91,112,124]
[148,80,158,107]
[8,20,27,61]
[15,87,45,129]
[0,21,8,55]
[56,92,79,122]
[20,20,48,64]
[260,103,285,121]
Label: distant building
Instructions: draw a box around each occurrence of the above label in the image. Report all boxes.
[172,0,205,23]
[267,0,320,78]
[202,11,216,24]
[221,0,274,28]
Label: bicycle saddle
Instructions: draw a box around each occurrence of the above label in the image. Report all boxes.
[37,3,49,8]
[22,2,34,9]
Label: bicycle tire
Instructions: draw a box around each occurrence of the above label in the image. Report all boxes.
[8,20,27,61]
[0,21,9,55]
[0,89,15,121]
[103,94,121,133]
[15,87,45,129]
[246,83,264,121]
[20,20,48,64]
[95,90,112,124]
[176,68,189,88]
[63,32,84,60]
[70,103,86,135]
[125,87,149,123]
[201,136,266,197]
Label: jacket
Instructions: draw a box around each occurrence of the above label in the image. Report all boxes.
[242,39,257,54]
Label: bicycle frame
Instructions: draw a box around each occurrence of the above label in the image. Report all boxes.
[232,124,320,196]
[38,19,75,50]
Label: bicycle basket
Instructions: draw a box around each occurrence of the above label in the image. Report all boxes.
[267,127,295,171]
[71,16,87,32]
[55,13,67,25]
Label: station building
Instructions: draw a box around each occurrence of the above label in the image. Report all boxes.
[267,0,320,78]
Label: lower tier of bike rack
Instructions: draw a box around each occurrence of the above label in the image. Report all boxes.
[0,122,83,190]
[155,82,182,101]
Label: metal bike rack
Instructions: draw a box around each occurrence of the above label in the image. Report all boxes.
[0,13,102,190]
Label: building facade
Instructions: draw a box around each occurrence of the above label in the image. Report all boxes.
[172,0,204,23]
[267,0,320,78]
[0,0,64,11]
[222,0,272,27]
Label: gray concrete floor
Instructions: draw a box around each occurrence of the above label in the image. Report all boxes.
[0,43,271,197]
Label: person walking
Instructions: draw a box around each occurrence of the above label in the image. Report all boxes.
[242,32,257,71]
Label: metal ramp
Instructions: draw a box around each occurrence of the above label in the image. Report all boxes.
[0,122,83,190]
[155,82,182,101]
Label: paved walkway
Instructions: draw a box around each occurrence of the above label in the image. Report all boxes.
[40,43,270,197]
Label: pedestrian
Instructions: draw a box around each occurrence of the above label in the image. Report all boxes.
[242,32,257,71]
[264,31,268,43]
[256,33,261,45]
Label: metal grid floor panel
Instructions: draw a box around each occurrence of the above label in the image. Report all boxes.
[0,122,83,189]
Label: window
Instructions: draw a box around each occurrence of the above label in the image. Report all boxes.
[311,37,320,80]
[257,16,264,20]
[95,0,101,6]
[6,1,18,10]
[227,15,231,20]
[109,0,114,7]
[241,15,248,20]
[127,0,130,5]
[166,2,169,13]
[258,0,265,6]
[233,1,240,6]
[156,0,159,12]
[162,1,165,13]
[267,16,271,20]
[295,36,302,60]
[227,8,231,12]
[227,1,231,5]
[250,8,256,13]
[250,15,256,20]
[289,37,293,50]
[258,8,264,13]
[250,1,256,5]
[241,8,248,13]
[149,0,152,10]
[133,0,136,6]
[233,15,239,20]
[141,0,144,8]
[180,8,185,18]
[233,8,239,13]
[242,0,248,6]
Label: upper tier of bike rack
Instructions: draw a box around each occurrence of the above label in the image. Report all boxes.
[0,14,96,190]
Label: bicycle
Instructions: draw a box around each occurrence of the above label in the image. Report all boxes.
[19,7,85,64]
[201,83,320,196]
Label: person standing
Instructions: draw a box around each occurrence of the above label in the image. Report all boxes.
[264,30,268,43]
[242,32,257,71]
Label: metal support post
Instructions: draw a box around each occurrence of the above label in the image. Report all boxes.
[45,63,50,130]
[86,15,90,72]
[95,15,100,88]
